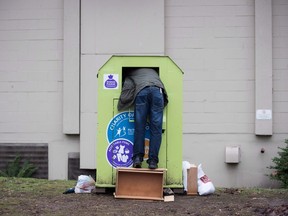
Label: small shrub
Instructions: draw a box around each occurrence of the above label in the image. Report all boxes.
[0,154,38,178]
[268,139,288,188]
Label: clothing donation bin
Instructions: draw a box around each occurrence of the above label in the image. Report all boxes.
[96,56,183,190]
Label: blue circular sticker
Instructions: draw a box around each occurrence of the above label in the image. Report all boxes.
[106,111,150,144]
[106,111,150,168]
[107,111,135,144]
[106,139,133,168]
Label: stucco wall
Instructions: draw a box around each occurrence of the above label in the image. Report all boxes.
[0,0,79,179]
[0,0,287,187]
[165,0,288,187]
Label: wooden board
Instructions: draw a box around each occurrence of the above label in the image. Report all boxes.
[187,167,198,195]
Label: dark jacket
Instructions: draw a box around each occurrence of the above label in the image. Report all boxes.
[117,68,168,111]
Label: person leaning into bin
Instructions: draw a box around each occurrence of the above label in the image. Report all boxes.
[117,68,168,169]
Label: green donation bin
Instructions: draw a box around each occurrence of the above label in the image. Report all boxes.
[96,56,183,189]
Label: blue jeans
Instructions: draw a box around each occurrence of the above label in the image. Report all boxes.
[133,86,164,164]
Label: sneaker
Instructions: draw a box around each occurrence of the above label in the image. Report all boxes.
[133,156,142,168]
[148,160,158,169]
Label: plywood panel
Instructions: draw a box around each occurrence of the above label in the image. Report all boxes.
[187,167,198,195]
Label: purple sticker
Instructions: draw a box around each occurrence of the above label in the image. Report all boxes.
[106,139,133,168]
[104,74,118,89]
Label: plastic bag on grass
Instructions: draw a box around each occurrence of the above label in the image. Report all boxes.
[182,161,191,192]
[197,164,215,195]
[74,175,95,194]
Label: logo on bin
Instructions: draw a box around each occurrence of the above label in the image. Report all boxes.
[106,111,151,168]
[106,139,133,168]
[103,74,118,89]
[107,112,135,144]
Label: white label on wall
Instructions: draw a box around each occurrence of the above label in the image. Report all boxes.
[103,74,119,89]
[256,109,272,120]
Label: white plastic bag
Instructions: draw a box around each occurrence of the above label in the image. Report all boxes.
[74,175,95,194]
[197,164,215,195]
[182,161,191,192]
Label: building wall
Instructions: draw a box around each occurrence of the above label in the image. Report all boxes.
[165,0,288,187]
[0,0,287,187]
[0,0,79,179]
[78,0,165,169]
[273,0,288,134]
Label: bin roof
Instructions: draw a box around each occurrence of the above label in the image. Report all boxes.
[97,55,183,77]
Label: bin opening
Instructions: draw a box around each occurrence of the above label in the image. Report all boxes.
[122,67,159,86]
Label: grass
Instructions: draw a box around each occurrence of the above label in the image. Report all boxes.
[1,177,287,196]
[217,187,288,197]
[0,177,75,195]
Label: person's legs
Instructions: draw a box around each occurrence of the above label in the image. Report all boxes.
[148,87,164,168]
[133,87,149,167]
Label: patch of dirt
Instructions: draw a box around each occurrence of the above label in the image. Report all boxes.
[0,178,288,216]
[254,204,288,216]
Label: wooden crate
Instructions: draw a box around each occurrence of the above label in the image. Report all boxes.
[114,168,166,200]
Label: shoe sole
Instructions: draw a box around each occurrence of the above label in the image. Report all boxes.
[133,163,142,168]
[148,165,158,169]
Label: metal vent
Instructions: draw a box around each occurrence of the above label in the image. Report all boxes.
[0,143,48,179]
